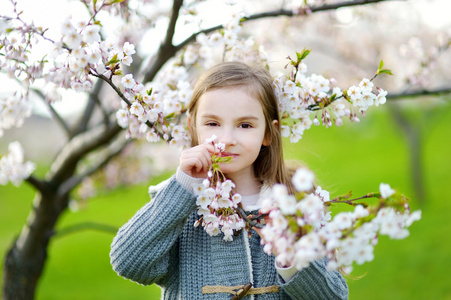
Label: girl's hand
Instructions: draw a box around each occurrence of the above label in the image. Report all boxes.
[179,143,216,178]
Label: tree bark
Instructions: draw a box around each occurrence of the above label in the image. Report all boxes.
[2,190,68,300]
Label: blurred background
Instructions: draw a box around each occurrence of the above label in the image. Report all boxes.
[1,0,451,299]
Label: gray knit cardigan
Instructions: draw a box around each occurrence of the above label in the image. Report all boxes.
[110,177,349,299]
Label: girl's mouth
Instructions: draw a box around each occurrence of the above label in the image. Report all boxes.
[220,152,238,158]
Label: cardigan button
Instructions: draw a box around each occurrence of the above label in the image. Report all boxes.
[231,282,252,299]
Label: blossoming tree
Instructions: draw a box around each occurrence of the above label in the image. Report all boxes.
[0,0,449,299]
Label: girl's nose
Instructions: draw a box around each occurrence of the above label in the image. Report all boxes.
[218,128,237,146]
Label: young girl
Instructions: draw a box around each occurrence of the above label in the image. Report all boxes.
[110,62,349,299]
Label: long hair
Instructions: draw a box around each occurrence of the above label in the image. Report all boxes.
[187,62,294,193]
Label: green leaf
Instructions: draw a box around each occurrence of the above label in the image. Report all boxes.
[295,48,311,62]
[378,60,384,70]
[300,49,311,60]
[218,157,232,163]
[287,217,299,233]
[105,53,119,66]
[339,190,353,200]
[377,69,394,76]
[372,192,382,198]
[296,51,302,61]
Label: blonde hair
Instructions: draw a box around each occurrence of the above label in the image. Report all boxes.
[188,62,294,193]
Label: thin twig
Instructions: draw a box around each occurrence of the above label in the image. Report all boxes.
[91,72,132,106]
[236,206,264,229]
[75,79,107,135]
[52,222,118,238]
[29,87,71,136]
[387,87,451,99]
[326,193,378,206]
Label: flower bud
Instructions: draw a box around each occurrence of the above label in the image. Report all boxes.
[313,117,320,126]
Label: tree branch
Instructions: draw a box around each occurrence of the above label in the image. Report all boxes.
[141,0,395,83]
[48,123,122,188]
[387,87,451,100]
[25,175,49,194]
[91,73,132,106]
[236,206,264,229]
[57,139,130,197]
[174,0,396,53]
[52,222,118,238]
[30,87,71,137]
[164,0,184,52]
[74,79,107,136]
[141,0,184,83]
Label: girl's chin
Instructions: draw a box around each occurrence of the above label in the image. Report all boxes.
[218,166,237,177]
[219,166,253,180]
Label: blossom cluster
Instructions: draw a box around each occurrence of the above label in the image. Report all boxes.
[0,10,42,137]
[273,52,389,143]
[0,14,45,85]
[399,31,451,87]
[50,21,136,93]
[258,168,421,272]
[0,93,32,137]
[192,135,245,241]
[0,141,35,186]
[114,70,192,148]
[114,4,259,146]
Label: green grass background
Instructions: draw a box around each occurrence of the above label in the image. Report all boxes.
[1,100,450,299]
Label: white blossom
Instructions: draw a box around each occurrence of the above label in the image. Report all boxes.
[292,168,314,192]
[359,78,374,93]
[380,183,395,198]
[0,142,36,186]
[122,74,136,89]
[83,25,101,44]
[375,89,388,106]
[123,42,136,56]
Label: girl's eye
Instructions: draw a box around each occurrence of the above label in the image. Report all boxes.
[205,122,219,127]
[239,123,253,129]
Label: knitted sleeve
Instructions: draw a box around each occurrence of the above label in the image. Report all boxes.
[109,176,196,286]
[279,258,349,300]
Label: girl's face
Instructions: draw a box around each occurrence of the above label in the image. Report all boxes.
[194,86,269,182]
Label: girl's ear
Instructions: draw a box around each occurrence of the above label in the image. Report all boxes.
[263,120,279,146]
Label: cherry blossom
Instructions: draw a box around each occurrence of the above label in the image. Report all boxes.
[292,167,315,191]
[192,136,245,241]
[258,167,421,272]
[0,141,35,186]
[379,182,396,198]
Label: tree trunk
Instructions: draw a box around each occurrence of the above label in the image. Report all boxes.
[2,123,123,299]
[389,104,425,204]
[2,190,68,300]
